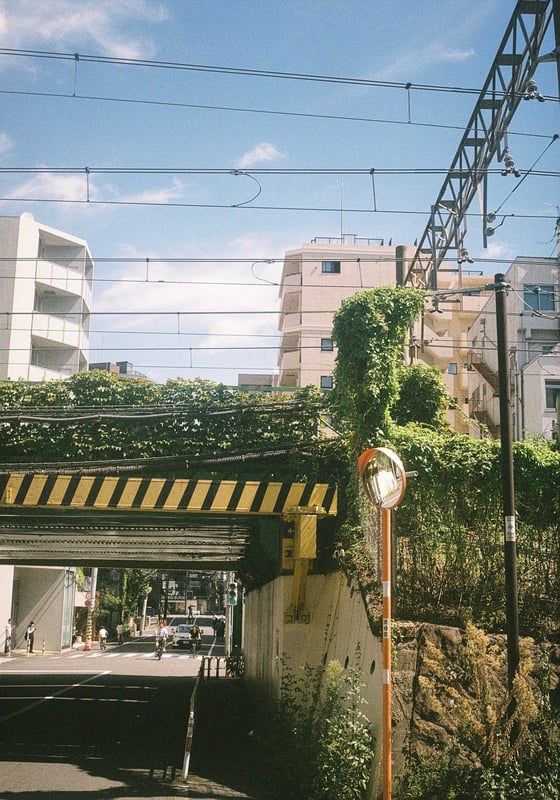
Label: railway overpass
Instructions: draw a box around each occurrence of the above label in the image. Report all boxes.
[0,471,337,569]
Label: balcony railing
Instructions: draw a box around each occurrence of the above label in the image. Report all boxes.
[32,313,88,348]
[36,260,93,306]
[468,352,499,392]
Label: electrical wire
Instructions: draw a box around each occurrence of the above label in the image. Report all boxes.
[0,194,557,218]
[0,88,554,141]
[2,47,550,98]
[3,166,558,177]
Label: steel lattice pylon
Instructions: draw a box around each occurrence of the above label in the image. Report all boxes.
[405,0,559,289]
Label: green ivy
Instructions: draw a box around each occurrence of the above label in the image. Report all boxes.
[392,362,452,431]
[0,373,327,482]
[330,286,425,454]
[389,425,560,636]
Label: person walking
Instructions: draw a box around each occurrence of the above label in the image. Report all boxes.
[25,621,36,653]
[116,622,124,644]
[4,618,13,655]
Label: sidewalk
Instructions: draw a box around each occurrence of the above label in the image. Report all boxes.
[188,678,279,800]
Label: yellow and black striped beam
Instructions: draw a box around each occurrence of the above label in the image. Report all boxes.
[0,473,338,517]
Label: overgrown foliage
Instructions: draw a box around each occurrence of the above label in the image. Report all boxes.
[94,568,151,631]
[397,623,559,799]
[388,426,560,637]
[391,362,451,431]
[330,286,425,453]
[255,654,374,800]
[0,372,329,483]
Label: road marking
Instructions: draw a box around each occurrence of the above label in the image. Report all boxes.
[0,670,111,722]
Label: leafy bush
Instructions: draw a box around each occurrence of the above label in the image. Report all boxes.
[255,654,374,800]
[397,624,560,799]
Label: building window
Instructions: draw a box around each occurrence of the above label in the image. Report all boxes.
[322,260,341,274]
[320,338,334,351]
[320,375,333,389]
[523,284,555,313]
[448,363,458,375]
[545,380,560,409]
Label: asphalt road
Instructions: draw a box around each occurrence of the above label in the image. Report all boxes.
[0,635,234,799]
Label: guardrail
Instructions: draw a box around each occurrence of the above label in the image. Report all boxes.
[181,659,203,781]
[203,655,227,679]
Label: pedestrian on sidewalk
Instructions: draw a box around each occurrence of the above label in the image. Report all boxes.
[25,621,36,653]
[4,618,13,655]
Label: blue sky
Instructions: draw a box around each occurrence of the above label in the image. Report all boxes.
[0,0,558,384]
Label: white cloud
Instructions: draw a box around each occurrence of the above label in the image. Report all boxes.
[0,132,12,153]
[1,173,188,208]
[0,0,168,59]
[119,178,186,205]
[374,44,475,83]
[485,241,513,260]
[3,172,98,202]
[236,142,286,169]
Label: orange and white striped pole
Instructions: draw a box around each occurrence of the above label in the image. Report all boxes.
[381,505,392,800]
[358,447,408,800]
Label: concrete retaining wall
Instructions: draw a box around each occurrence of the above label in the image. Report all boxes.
[244,571,385,797]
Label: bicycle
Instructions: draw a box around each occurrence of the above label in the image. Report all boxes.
[99,636,107,651]
[226,649,245,678]
[155,638,165,660]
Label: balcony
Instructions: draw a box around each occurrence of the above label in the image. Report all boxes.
[27,363,76,381]
[276,370,298,388]
[31,314,88,348]
[29,336,85,376]
[35,260,93,307]
[279,311,304,332]
[277,349,301,371]
[279,286,301,316]
[468,352,499,392]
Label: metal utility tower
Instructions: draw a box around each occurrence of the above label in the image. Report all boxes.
[405,0,559,290]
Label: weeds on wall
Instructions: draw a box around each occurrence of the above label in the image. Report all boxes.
[397,623,560,799]
[255,653,374,800]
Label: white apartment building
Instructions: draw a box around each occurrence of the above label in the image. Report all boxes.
[0,213,93,653]
[467,257,560,441]
[0,212,93,381]
[275,238,489,434]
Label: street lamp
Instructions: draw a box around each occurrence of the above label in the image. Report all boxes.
[358,447,407,800]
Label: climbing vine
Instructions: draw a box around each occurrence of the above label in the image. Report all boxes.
[330,285,424,454]
[0,372,329,483]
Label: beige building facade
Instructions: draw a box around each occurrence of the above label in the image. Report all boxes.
[274,238,490,434]
[276,238,400,390]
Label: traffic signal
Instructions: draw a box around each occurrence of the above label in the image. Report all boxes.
[228,582,238,606]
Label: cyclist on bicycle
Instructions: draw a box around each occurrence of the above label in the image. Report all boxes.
[98,626,108,650]
[155,620,168,656]
[190,623,201,654]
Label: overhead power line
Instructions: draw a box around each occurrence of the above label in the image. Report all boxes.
[2,166,558,177]
[2,47,550,98]
[0,195,556,219]
[0,87,555,140]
